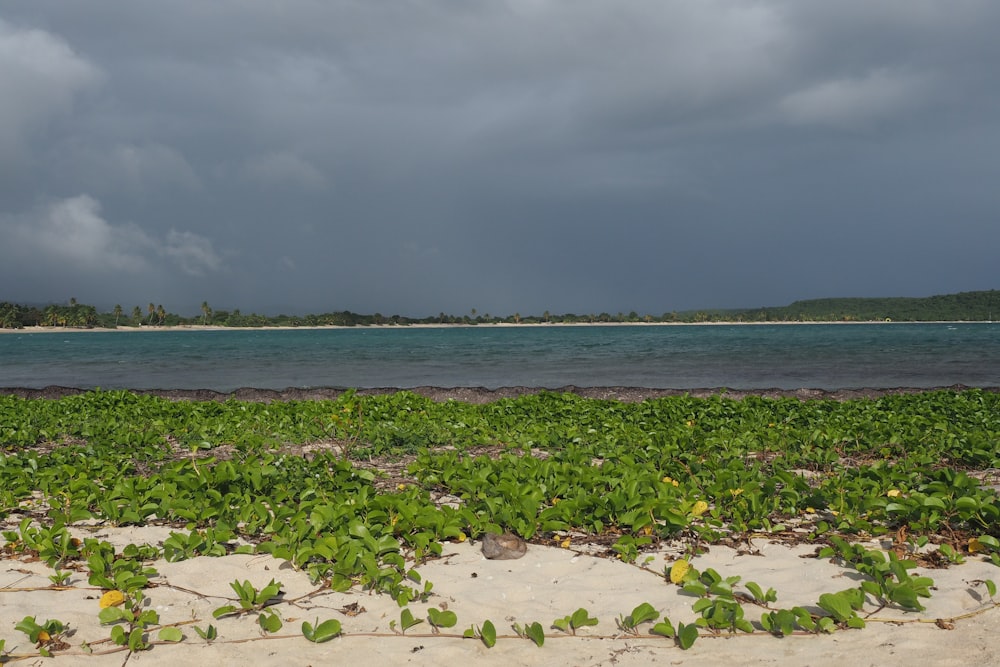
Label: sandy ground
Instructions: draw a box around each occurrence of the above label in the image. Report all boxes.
[2,526,998,666]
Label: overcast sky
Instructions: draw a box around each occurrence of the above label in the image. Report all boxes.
[1,1,997,317]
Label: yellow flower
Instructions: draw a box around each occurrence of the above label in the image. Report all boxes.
[729,488,744,497]
[662,476,679,486]
[887,489,901,497]
[642,525,653,536]
[37,630,51,643]
[969,537,985,554]
[685,420,695,428]
[669,559,690,584]
[551,497,561,504]
[396,483,407,491]
[805,507,816,514]
[99,590,126,609]
[560,536,572,548]
[455,532,467,543]
[690,501,709,517]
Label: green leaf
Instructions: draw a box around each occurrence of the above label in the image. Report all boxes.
[692,598,713,614]
[127,627,147,651]
[626,602,659,627]
[817,592,854,622]
[157,627,183,642]
[682,581,708,597]
[15,616,43,643]
[792,607,815,632]
[888,586,924,611]
[399,608,423,632]
[427,608,458,629]
[978,535,1000,550]
[677,622,698,650]
[212,604,238,619]
[955,496,979,512]
[481,619,497,648]
[302,618,342,643]
[986,579,997,598]
[258,579,282,605]
[194,624,217,641]
[230,579,253,603]
[99,606,127,625]
[922,496,947,509]
[526,621,545,647]
[259,611,283,633]
[570,607,598,630]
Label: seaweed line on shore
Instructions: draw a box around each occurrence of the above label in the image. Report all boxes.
[1,384,997,403]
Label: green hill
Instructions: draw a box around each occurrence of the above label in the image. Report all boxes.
[735,290,999,322]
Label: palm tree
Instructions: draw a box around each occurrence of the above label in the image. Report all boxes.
[0,303,19,329]
[147,303,156,325]
[43,305,59,327]
[156,304,166,325]
[132,306,142,326]
[80,305,98,328]
[201,301,212,325]
[113,304,123,327]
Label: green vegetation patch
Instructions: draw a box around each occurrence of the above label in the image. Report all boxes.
[1,388,999,658]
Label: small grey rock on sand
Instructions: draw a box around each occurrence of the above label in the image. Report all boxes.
[481,532,528,560]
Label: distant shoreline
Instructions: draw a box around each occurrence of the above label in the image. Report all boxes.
[0,320,984,334]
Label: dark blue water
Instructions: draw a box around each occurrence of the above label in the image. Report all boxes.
[1,323,998,391]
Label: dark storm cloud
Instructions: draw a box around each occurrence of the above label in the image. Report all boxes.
[1,1,997,316]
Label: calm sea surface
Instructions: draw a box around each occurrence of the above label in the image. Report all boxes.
[0,323,998,391]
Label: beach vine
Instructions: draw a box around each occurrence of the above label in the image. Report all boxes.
[1,388,999,659]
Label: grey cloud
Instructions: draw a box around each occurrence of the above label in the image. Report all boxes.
[240,152,327,190]
[777,68,930,129]
[0,1,998,315]
[162,230,226,276]
[55,142,201,197]
[4,195,149,273]
[0,17,101,160]
[1,195,225,277]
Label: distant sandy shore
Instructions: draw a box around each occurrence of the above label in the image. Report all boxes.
[0,320,965,335]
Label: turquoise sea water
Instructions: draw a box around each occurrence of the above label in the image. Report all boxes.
[0,323,998,391]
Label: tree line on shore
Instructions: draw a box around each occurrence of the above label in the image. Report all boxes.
[0,290,996,330]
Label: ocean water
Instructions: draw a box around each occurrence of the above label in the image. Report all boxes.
[0,323,998,391]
